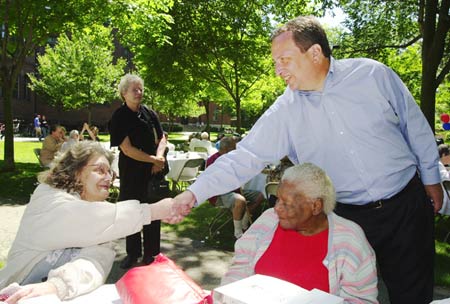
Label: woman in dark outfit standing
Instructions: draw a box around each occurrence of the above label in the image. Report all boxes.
[109,74,167,269]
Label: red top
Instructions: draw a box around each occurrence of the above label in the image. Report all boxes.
[255,224,330,292]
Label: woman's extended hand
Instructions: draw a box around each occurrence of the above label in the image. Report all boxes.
[4,282,57,304]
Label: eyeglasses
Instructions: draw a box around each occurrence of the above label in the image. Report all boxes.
[87,164,115,179]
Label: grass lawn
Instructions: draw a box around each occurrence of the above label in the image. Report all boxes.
[2,137,450,287]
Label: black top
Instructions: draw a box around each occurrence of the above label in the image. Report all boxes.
[109,104,163,201]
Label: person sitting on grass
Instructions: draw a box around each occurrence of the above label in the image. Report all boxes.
[222,163,378,303]
[0,141,181,303]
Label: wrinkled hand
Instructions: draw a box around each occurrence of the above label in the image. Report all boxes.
[2,282,57,304]
[424,183,443,214]
[162,191,196,224]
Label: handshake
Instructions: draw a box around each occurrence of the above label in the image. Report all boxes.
[149,191,197,224]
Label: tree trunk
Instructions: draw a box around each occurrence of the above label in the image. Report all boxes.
[203,100,210,133]
[235,97,241,133]
[420,67,437,133]
[1,77,16,171]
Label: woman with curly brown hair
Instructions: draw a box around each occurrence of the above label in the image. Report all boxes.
[0,141,177,303]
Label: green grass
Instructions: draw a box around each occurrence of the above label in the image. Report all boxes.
[0,141,44,203]
[162,202,236,251]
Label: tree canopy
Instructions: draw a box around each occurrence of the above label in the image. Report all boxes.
[28,25,126,123]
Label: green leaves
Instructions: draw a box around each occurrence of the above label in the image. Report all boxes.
[28,25,126,113]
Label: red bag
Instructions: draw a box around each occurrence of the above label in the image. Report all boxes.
[116,253,212,304]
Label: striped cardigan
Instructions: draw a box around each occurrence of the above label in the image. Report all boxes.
[222,209,378,304]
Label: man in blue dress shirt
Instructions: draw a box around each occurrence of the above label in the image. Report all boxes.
[171,16,442,303]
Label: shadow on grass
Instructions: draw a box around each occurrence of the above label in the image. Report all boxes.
[162,202,235,252]
[0,161,43,205]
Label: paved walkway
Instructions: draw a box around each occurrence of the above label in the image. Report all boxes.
[1,204,450,302]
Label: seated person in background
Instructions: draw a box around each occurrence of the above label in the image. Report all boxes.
[39,125,65,167]
[164,132,175,151]
[207,136,265,239]
[60,129,80,153]
[0,141,179,303]
[190,132,214,154]
[80,122,100,141]
[221,163,378,303]
[215,133,225,150]
[438,144,450,214]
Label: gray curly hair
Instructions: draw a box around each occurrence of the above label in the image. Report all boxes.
[118,74,144,101]
[38,141,114,195]
[281,163,336,214]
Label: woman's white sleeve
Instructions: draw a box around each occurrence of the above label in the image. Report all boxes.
[46,244,115,300]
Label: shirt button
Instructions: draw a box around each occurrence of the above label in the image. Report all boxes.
[340,131,344,135]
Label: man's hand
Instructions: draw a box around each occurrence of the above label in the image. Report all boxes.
[3,282,57,304]
[162,191,196,224]
[424,183,443,214]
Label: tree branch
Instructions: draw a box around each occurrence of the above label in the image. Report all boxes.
[436,59,450,87]
[334,35,422,55]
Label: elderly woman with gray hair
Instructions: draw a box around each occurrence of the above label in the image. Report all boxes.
[0,141,176,303]
[222,163,378,304]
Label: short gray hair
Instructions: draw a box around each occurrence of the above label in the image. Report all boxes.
[118,74,144,101]
[281,163,336,214]
[69,129,79,139]
[201,132,209,140]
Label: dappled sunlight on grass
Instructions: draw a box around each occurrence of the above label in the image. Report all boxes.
[162,202,235,251]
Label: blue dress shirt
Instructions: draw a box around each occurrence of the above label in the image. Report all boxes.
[189,57,440,205]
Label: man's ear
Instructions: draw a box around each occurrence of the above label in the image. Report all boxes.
[311,198,324,215]
[310,44,323,63]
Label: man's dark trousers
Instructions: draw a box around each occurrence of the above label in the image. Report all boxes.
[335,175,435,304]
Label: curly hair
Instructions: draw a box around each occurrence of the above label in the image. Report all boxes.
[281,162,336,214]
[38,141,114,195]
[118,74,144,101]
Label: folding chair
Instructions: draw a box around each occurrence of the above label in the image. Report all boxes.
[208,202,233,238]
[171,158,205,192]
[33,148,45,168]
[208,192,255,238]
[264,181,279,208]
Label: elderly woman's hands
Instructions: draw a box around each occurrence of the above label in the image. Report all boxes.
[1,282,57,304]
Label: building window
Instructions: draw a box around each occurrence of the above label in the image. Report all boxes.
[213,108,220,122]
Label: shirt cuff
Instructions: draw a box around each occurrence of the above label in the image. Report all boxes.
[47,277,67,300]
[420,167,441,185]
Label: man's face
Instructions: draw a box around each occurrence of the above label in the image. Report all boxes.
[52,127,64,140]
[271,31,315,91]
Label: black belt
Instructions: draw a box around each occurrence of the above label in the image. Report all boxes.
[336,174,419,210]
